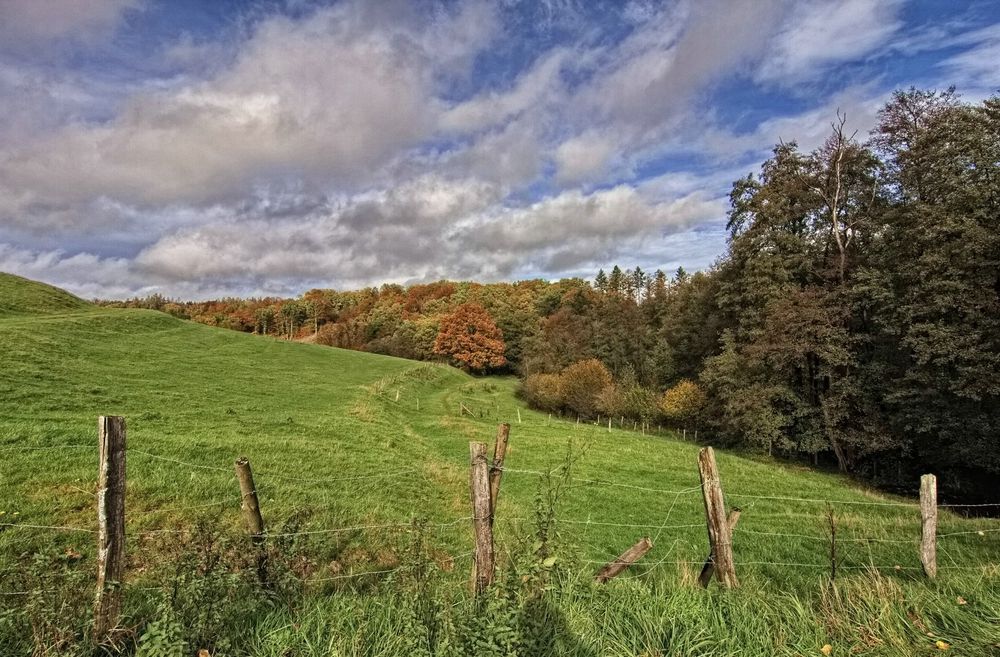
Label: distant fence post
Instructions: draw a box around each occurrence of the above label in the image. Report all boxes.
[469,442,494,594]
[235,457,268,584]
[595,537,653,583]
[697,447,738,588]
[94,416,126,641]
[920,474,937,579]
[488,424,510,523]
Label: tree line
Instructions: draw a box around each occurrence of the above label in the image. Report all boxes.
[102,89,999,503]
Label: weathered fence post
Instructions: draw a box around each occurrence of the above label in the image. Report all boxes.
[469,442,494,594]
[920,474,937,579]
[235,457,268,584]
[488,423,510,522]
[94,416,126,640]
[595,537,653,583]
[697,507,740,587]
[697,447,738,588]
[827,506,837,581]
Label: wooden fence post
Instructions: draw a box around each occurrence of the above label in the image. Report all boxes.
[488,424,510,522]
[697,447,738,588]
[920,474,937,579]
[595,537,653,583]
[235,457,268,584]
[469,442,494,594]
[94,416,126,640]
[697,508,740,587]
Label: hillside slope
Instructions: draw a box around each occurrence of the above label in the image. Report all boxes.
[1,274,997,656]
[0,272,91,317]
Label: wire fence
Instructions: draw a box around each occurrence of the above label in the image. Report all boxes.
[1,435,999,600]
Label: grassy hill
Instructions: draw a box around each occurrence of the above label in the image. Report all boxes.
[1,274,998,656]
[0,272,91,317]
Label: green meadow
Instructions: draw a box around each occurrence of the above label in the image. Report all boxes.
[1,272,998,656]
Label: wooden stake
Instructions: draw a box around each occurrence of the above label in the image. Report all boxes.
[698,508,740,587]
[488,424,510,521]
[94,416,126,640]
[595,537,653,583]
[697,447,738,588]
[827,506,837,581]
[235,457,267,584]
[469,442,494,594]
[920,474,937,579]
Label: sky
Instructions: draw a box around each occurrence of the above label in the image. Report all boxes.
[0,0,998,300]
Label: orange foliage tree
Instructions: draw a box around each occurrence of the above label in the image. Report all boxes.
[433,302,506,373]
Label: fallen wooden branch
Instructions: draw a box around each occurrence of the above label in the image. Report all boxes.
[595,537,653,583]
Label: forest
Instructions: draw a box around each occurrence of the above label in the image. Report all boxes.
[104,89,1000,503]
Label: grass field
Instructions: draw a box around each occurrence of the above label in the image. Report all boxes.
[1,272,998,656]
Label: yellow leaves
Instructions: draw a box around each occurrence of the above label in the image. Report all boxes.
[659,379,707,421]
[820,644,833,655]
[935,640,950,650]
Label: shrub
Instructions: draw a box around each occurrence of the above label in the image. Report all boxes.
[595,383,624,418]
[659,379,707,428]
[521,373,563,412]
[558,359,612,419]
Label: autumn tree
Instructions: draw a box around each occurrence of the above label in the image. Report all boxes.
[433,302,507,373]
[659,379,707,432]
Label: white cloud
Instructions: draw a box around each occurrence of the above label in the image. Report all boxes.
[937,24,1000,90]
[755,0,905,84]
[0,0,497,218]
[0,0,141,48]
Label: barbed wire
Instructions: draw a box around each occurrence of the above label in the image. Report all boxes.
[500,467,701,496]
[938,528,1000,538]
[129,449,233,473]
[132,499,239,515]
[0,444,91,453]
[726,492,919,508]
[734,528,920,545]
[0,522,96,534]
[255,467,420,484]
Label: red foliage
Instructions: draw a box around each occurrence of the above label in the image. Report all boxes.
[432,302,506,373]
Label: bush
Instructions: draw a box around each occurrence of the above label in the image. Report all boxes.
[521,373,563,412]
[659,379,707,429]
[594,383,624,419]
[558,359,612,419]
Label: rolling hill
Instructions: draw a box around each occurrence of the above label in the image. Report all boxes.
[0,273,997,656]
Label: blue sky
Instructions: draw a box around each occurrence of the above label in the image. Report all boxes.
[0,0,997,299]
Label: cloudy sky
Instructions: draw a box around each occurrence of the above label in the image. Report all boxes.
[0,0,998,299]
